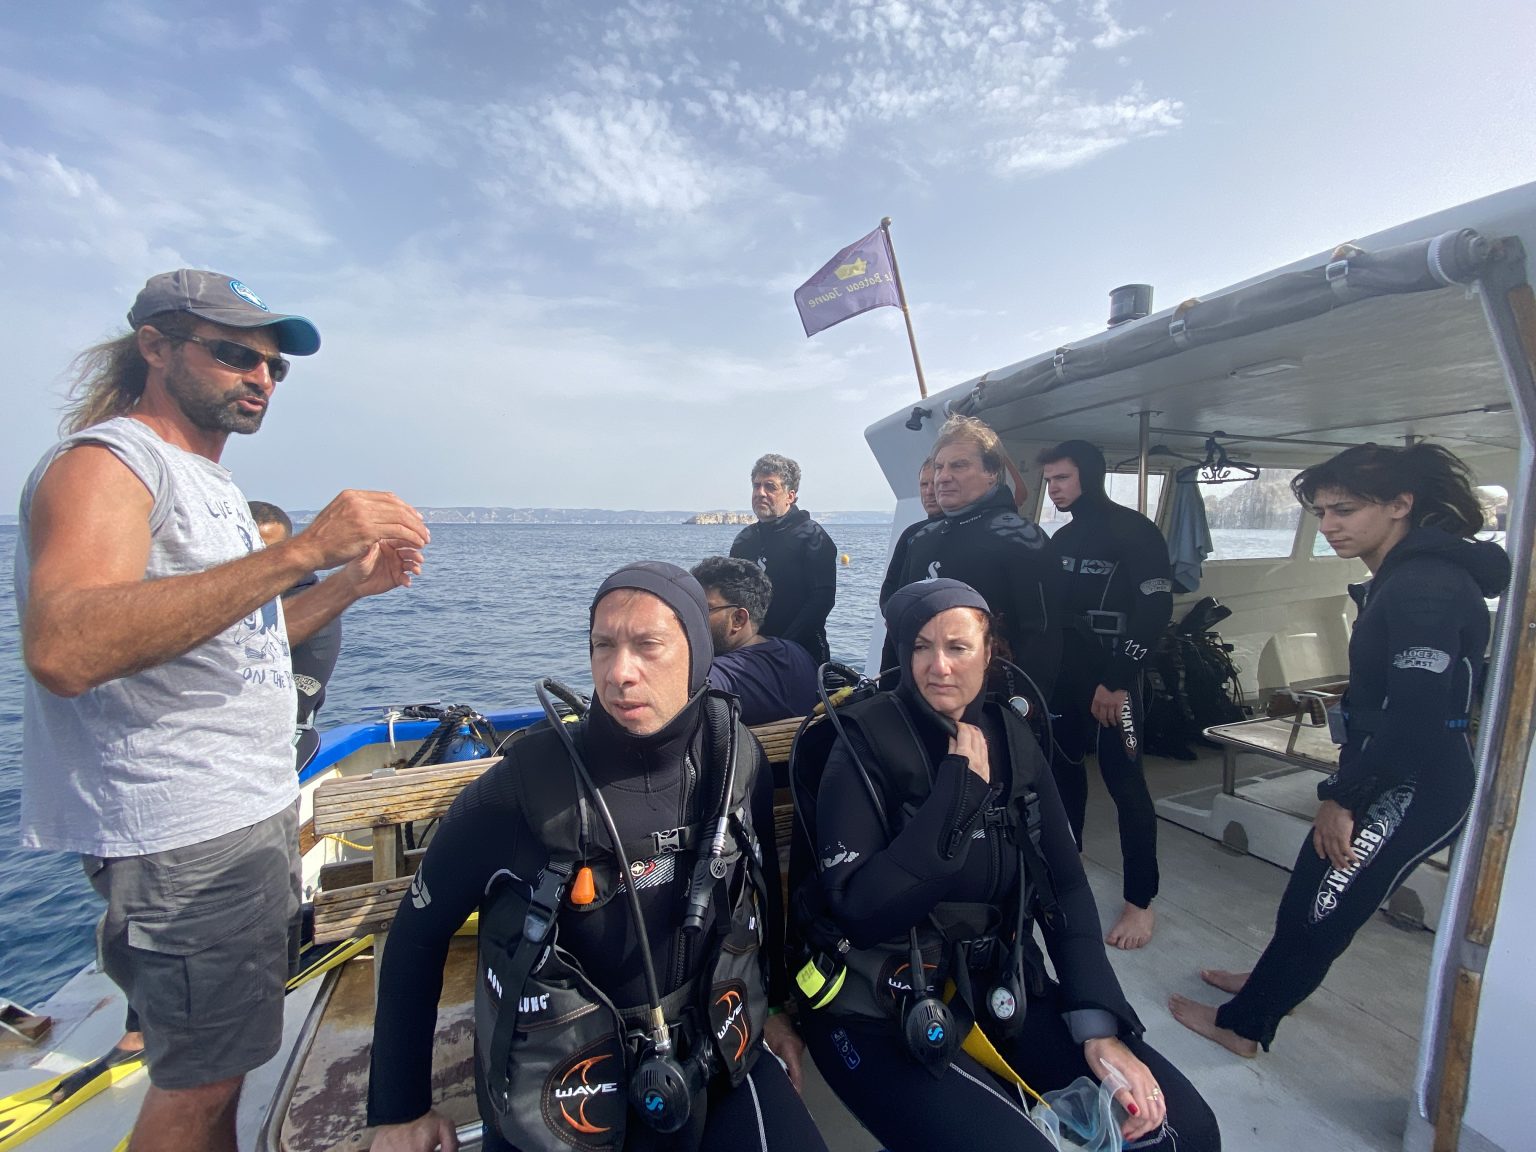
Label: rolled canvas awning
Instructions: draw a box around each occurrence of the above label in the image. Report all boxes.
[951,228,1512,419]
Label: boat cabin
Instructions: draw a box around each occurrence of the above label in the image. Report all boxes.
[860,181,1534,1152]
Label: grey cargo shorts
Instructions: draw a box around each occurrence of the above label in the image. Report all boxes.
[82,804,301,1090]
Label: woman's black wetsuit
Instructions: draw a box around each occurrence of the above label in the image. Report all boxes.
[367,696,827,1152]
[1216,526,1510,1048]
[800,687,1220,1151]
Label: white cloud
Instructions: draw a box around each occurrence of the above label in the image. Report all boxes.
[289,67,456,165]
[479,91,727,218]
[324,0,436,68]
[1084,0,1143,49]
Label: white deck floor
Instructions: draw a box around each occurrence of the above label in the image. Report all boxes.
[3,748,1433,1152]
[799,748,1434,1152]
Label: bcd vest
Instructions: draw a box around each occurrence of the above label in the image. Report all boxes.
[474,692,769,1152]
[790,692,1058,1031]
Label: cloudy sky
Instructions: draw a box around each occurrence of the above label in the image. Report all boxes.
[3,0,1534,514]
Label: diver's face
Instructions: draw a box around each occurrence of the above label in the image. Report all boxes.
[751,472,796,521]
[591,590,691,735]
[933,443,997,511]
[910,608,991,722]
[1310,486,1413,572]
[917,465,940,517]
[1043,459,1083,511]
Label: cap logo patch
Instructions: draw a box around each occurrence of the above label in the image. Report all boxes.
[229,280,269,311]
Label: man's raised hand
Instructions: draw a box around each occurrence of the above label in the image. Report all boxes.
[295,490,430,573]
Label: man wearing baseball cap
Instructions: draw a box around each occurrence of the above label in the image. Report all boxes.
[15,270,430,1152]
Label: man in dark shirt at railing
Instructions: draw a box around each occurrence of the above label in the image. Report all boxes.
[693,556,819,727]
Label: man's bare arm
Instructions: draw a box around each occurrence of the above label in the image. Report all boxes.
[23,445,428,697]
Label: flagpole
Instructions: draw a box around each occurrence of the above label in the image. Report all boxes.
[881,216,928,399]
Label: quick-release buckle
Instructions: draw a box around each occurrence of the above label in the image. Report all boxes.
[652,827,684,854]
[525,860,571,943]
[1083,609,1128,636]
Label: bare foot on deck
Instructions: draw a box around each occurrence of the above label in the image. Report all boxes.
[1200,969,1251,995]
[1105,902,1155,949]
[1168,994,1258,1058]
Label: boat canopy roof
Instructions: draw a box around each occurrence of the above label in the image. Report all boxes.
[919,211,1529,470]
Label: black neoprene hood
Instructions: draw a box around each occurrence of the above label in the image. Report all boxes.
[1045,440,1108,501]
[590,561,713,695]
[883,578,991,672]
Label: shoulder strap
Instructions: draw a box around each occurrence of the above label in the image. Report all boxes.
[994,704,1058,917]
[508,723,587,860]
[837,693,935,833]
[482,858,573,1100]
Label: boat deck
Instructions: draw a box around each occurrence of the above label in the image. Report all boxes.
[2,747,1433,1151]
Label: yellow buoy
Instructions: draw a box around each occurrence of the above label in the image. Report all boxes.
[840,553,851,565]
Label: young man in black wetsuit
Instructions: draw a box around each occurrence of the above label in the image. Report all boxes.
[729,454,837,665]
[898,416,1064,703]
[367,562,825,1152]
[1040,441,1172,951]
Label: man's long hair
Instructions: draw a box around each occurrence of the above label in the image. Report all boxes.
[59,312,189,434]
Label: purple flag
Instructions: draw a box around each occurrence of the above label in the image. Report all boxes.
[794,227,901,337]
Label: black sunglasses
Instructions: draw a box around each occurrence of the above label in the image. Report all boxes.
[708,603,744,614]
[173,333,290,383]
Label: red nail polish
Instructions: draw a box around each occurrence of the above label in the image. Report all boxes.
[1128,1102,1140,1117]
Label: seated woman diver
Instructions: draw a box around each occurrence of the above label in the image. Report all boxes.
[791,579,1220,1151]
[1170,443,1511,1056]
[366,562,828,1152]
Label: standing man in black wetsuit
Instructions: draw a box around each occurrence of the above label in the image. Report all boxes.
[250,501,342,770]
[367,562,826,1152]
[1040,441,1172,951]
[730,453,837,664]
[878,456,941,610]
[898,416,1064,703]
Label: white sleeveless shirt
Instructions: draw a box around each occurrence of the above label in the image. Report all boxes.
[15,417,298,855]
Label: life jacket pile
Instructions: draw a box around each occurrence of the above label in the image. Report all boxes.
[474,692,769,1152]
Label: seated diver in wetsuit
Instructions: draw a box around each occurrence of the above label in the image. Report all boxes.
[1170,443,1510,1056]
[367,562,827,1152]
[793,579,1220,1151]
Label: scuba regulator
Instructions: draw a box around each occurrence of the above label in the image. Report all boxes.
[536,679,738,1136]
[899,933,958,1070]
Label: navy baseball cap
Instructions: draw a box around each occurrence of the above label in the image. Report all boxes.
[127,270,321,355]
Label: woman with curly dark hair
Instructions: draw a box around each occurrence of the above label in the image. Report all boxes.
[1170,442,1509,1055]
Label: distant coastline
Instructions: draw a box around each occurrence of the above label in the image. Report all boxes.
[297,507,892,527]
[0,508,894,528]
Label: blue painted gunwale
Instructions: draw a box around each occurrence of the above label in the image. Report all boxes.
[297,707,547,786]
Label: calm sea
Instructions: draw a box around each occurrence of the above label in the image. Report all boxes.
[0,519,1298,1005]
[0,522,894,1005]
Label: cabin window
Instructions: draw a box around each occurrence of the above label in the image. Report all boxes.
[1476,485,1509,540]
[1203,470,1302,560]
[1038,470,1166,534]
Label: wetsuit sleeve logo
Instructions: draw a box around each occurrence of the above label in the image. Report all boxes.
[1392,647,1451,673]
[1140,578,1172,595]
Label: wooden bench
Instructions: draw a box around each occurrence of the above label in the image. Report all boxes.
[309,756,501,949]
[308,717,810,957]
[749,716,803,851]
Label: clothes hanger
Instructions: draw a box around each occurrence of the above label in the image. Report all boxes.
[1175,435,1261,485]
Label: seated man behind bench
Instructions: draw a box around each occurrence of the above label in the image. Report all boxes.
[692,556,820,726]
